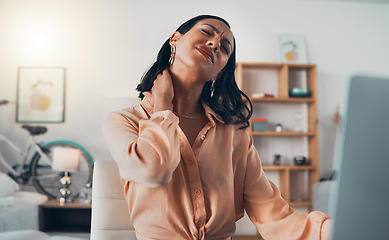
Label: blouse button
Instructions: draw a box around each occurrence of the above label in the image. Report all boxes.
[188,159,194,165]
[197,221,204,228]
[200,135,205,141]
[194,189,201,196]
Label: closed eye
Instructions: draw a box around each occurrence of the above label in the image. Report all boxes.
[201,29,212,36]
[222,45,229,54]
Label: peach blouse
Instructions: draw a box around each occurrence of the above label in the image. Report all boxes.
[102,98,329,240]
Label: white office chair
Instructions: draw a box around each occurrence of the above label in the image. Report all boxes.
[90,160,136,240]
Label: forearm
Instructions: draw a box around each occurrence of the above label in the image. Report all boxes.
[244,141,331,239]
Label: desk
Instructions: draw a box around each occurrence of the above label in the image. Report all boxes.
[39,199,91,232]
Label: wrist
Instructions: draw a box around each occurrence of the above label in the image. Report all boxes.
[154,97,173,113]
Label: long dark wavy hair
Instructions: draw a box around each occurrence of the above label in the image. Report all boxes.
[136,15,252,129]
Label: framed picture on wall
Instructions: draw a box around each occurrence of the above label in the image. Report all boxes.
[16,67,66,123]
[278,34,307,63]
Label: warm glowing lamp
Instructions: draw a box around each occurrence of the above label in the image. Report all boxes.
[52,148,81,204]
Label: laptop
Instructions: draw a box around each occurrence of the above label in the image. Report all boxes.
[328,74,389,239]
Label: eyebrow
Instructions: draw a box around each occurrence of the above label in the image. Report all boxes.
[202,23,220,33]
[201,23,233,50]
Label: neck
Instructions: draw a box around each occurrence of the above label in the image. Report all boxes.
[169,66,205,116]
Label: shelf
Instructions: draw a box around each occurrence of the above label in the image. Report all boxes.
[236,62,316,70]
[236,62,319,212]
[249,97,314,103]
[289,201,312,207]
[251,131,315,137]
[262,165,315,171]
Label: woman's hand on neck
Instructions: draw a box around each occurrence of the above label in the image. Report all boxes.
[143,69,174,113]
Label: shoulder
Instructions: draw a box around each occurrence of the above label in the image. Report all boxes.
[233,125,252,150]
[215,121,252,149]
[103,104,148,130]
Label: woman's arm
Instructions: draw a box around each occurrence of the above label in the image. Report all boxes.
[102,108,180,188]
[243,134,331,239]
[102,70,179,188]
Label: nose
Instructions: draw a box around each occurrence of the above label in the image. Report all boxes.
[207,38,220,52]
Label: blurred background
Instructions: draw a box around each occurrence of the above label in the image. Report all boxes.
[1,0,388,179]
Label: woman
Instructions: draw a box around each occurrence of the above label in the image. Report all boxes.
[103,15,331,240]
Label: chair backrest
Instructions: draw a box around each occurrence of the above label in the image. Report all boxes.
[90,160,136,240]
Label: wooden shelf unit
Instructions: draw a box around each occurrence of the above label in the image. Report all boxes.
[235,62,320,209]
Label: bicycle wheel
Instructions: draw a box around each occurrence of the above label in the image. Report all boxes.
[30,141,94,200]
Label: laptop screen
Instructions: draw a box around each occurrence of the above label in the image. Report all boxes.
[328,74,389,239]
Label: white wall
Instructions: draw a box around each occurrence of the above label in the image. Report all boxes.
[1,0,389,179]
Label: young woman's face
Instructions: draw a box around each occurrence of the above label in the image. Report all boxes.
[171,18,234,81]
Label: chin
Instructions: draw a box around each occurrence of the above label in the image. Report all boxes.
[176,57,215,76]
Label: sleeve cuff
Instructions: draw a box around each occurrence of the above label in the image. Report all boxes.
[151,110,179,124]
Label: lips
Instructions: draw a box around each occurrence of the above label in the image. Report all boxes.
[196,46,214,63]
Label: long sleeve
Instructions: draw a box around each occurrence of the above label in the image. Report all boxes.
[243,135,330,240]
[102,107,180,188]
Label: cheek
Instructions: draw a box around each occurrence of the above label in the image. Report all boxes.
[176,40,195,57]
[218,56,230,71]
[175,44,189,60]
[176,48,196,65]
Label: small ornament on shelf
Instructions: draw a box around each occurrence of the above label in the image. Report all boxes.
[293,155,310,166]
[289,88,310,98]
[252,118,268,132]
[275,123,283,132]
[252,92,275,98]
[273,154,281,165]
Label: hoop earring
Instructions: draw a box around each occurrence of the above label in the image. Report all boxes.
[210,79,216,98]
[169,45,176,65]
